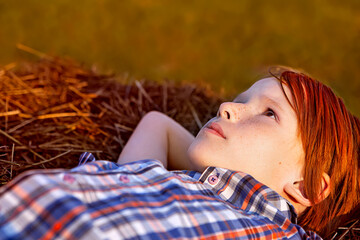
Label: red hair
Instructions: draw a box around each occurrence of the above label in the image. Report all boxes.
[274,70,360,236]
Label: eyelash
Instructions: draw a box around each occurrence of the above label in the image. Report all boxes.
[264,108,277,120]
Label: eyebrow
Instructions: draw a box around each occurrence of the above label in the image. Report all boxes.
[262,96,285,113]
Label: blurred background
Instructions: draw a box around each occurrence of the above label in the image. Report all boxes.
[0,0,359,116]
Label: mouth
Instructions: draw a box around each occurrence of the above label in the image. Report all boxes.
[205,122,226,139]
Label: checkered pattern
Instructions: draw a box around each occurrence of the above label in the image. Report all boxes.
[0,153,322,239]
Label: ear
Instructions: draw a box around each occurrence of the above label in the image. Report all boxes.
[284,172,330,207]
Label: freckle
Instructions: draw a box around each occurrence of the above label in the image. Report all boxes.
[278,162,282,165]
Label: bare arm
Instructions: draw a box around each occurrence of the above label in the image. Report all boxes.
[117,111,195,170]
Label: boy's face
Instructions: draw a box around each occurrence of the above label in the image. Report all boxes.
[188,77,304,195]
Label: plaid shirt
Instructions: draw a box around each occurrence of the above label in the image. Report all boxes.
[0,153,322,239]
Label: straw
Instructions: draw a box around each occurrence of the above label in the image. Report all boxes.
[0,54,224,186]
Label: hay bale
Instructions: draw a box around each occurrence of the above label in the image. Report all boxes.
[0,57,224,185]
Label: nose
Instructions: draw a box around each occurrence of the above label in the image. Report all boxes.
[218,102,245,121]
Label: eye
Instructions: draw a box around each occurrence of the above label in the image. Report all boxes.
[264,108,276,120]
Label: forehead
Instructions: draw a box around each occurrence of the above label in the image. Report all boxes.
[235,77,291,103]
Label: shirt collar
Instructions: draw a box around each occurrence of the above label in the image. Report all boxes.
[196,166,298,225]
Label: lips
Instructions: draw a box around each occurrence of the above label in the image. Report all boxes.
[206,122,226,139]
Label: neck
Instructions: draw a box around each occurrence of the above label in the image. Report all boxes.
[280,192,307,216]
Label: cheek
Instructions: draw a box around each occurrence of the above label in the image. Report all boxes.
[228,126,285,163]
[284,139,305,166]
[230,123,274,149]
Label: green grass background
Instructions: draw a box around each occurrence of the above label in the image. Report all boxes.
[0,0,359,116]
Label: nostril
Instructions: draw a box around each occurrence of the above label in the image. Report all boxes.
[225,111,230,119]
